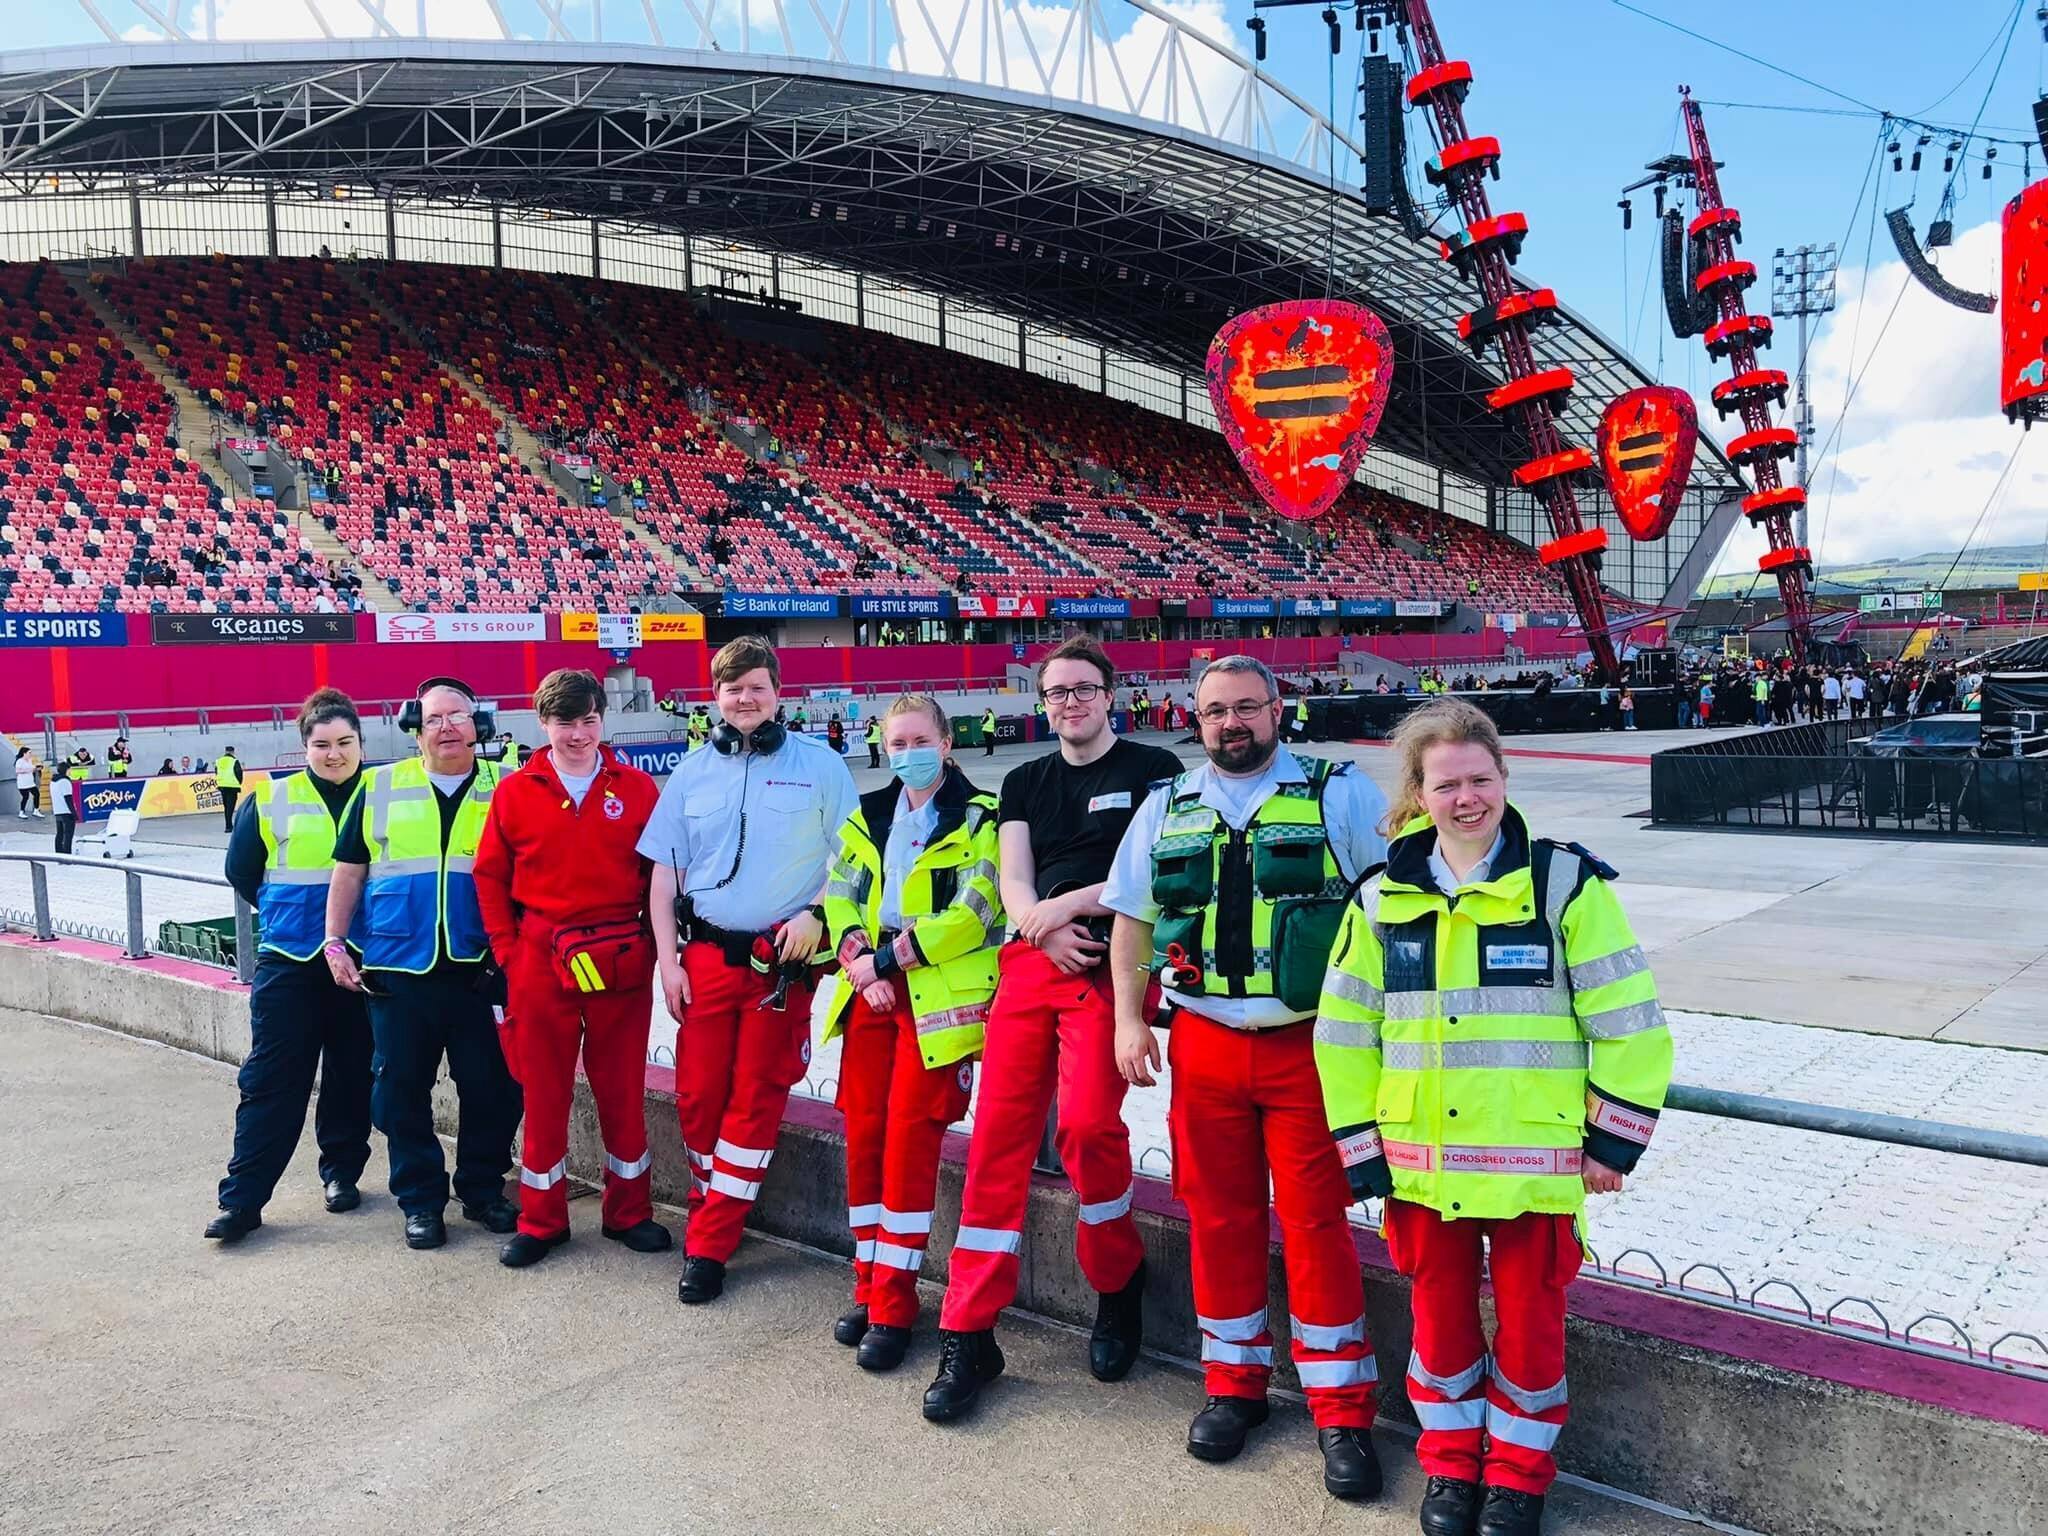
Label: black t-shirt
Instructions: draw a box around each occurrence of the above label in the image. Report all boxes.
[334,765,480,972]
[998,736,1184,900]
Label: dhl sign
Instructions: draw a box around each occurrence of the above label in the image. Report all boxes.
[560,612,705,642]
[1596,385,1698,542]
[1204,300,1394,521]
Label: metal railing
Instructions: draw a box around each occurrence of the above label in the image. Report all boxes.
[0,853,256,984]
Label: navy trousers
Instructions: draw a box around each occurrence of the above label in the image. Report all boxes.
[366,969,522,1216]
[217,957,374,1213]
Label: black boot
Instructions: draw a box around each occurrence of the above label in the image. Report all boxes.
[921,1329,1005,1422]
[1089,1258,1146,1382]
[1419,1476,1482,1536]
[322,1179,360,1213]
[460,1195,518,1233]
[1318,1427,1382,1501]
[1476,1486,1545,1536]
[204,1208,261,1243]
[833,1305,870,1346]
[602,1219,673,1253]
[677,1256,726,1304]
[499,1231,569,1268]
[404,1211,446,1250]
[1185,1395,1269,1462]
[856,1323,911,1373]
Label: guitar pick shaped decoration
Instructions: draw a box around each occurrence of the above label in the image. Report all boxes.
[1205,300,1394,521]
[1597,385,1698,541]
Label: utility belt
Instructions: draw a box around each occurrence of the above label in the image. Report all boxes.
[1158,1000,1312,1036]
[688,914,775,968]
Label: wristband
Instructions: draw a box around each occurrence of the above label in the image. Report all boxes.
[322,938,349,957]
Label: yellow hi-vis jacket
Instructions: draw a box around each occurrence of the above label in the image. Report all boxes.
[215,753,242,790]
[820,764,1002,1069]
[358,757,503,973]
[1314,804,1671,1220]
[251,769,367,961]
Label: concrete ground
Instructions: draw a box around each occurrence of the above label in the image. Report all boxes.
[0,1007,1701,1536]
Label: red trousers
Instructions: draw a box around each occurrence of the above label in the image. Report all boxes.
[837,993,974,1328]
[1168,1009,1376,1430]
[1383,1198,1579,1495]
[677,942,813,1263]
[940,944,1142,1331]
[504,933,654,1240]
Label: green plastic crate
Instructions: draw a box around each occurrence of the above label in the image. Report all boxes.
[157,914,254,967]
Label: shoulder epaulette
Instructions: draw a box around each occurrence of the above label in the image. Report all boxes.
[1538,837,1618,882]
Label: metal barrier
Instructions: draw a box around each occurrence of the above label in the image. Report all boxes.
[0,852,256,985]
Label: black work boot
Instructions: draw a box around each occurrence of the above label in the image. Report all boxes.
[1476,1486,1545,1536]
[921,1329,1006,1422]
[602,1219,673,1253]
[1319,1426,1383,1500]
[1419,1476,1482,1536]
[833,1305,870,1347]
[460,1195,518,1233]
[1089,1258,1146,1382]
[204,1208,261,1244]
[1185,1395,1269,1462]
[677,1255,726,1304]
[499,1231,569,1268]
[856,1323,911,1373]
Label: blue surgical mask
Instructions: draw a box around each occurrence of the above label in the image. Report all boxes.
[889,746,945,790]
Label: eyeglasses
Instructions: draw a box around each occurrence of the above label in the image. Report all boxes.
[1196,698,1276,724]
[422,711,472,731]
[1041,683,1105,705]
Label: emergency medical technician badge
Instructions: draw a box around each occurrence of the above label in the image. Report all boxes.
[1205,299,1395,521]
[602,793,625,820]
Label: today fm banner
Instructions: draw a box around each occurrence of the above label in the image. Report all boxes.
[74,769,274,823]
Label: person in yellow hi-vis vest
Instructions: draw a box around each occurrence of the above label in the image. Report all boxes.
[1314,699,1671,1536]
[215,747,244,833]
[820,694,1002,1374]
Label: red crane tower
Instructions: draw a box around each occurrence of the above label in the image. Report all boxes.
[1398,0,1621,682]
[1676,88,1815,662]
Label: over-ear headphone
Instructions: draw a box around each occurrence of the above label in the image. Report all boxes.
[708,718,787,757]
[399,675,496,742]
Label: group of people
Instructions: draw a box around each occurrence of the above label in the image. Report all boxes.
[203,636,1670,1536]
[1676,655,1980,730]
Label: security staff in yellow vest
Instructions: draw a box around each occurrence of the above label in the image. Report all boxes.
[1292,692,1311,741]
[979,705,998,757]
[821,694,1003,1373]
[106,738,132,778]
[1314,700,1670,1536]
[686,705,711,751]
[206,689,374,1244]
[500,737,523,772]
[864,716,882,769]
[215,746,244,833]
[323,677,523,1252]
[1103,655,1390,1498]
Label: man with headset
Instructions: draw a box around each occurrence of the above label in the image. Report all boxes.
[640,636,859,1303]
[324,677,524,1252]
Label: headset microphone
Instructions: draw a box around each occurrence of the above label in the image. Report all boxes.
[399,676,496,742]
[708,718,787,757]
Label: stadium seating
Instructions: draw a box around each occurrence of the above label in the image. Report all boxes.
[0,263,344,614]
[0,253,1582,617]
[98,256,669,612]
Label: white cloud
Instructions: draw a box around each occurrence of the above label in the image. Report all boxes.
[1700,214,2044,582]
[887,0,1250,137]
[172,0,505,41]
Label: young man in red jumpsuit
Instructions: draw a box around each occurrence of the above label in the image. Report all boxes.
[923,636,1181,1420]
[474,668,668,1267]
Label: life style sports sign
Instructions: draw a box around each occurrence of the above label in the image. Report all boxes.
[0,613,127,647]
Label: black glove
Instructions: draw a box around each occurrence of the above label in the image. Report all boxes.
[471,961,509,1008]
[1345,1155,1394,1203]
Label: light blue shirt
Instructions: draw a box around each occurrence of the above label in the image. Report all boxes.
[1427,827,1506,898]
[879,790,941,930]
[637,730,859,931]
[1102,746,1389,1028]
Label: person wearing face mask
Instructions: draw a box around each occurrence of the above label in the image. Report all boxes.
[1315,700,1670,1536]
[207,689,374,1243]
[818,694,1003,1373]
[324,677,523,1252]
[472,669,667,1268]
[1103,654,1391,1502]
[922,636,1181,1422]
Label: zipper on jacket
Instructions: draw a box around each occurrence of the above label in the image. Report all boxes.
[1217,825,1255,994]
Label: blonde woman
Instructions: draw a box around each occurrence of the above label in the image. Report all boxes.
[1314,699,1671,1536]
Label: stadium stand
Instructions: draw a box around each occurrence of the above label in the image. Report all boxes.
[96,256,670,613]
[3,254,1581,615]
[0,263,343,615]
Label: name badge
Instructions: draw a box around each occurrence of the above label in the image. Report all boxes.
[1485,943,1550,970]
[1392,940,1425,964]
[1089,791,1133,812]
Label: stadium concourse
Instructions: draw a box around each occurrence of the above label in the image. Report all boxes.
[1,254,1578,617]
[4,724,2043,1382]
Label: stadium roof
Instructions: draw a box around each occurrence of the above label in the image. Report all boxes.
[0,4,1745,509]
